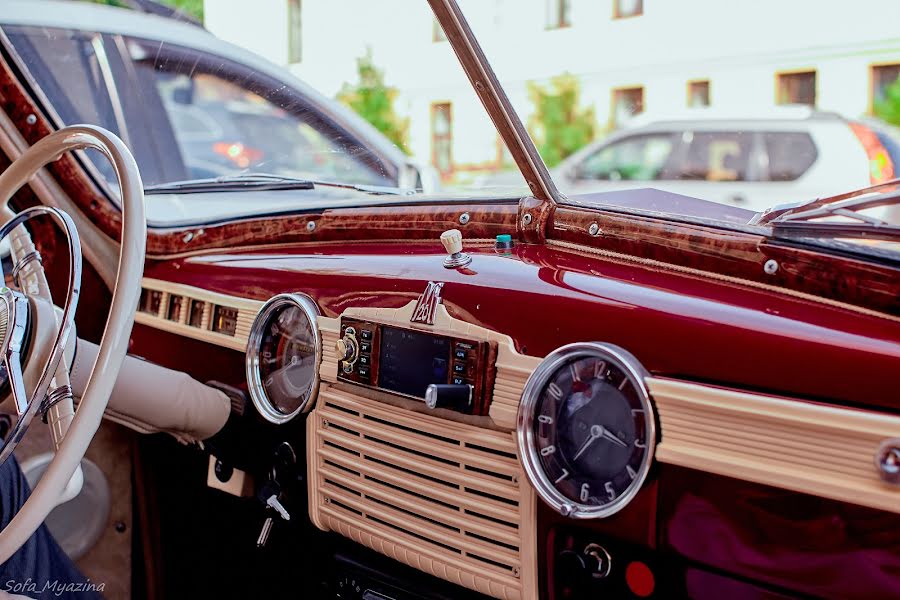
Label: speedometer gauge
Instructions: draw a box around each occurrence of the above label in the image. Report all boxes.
[517,343,656,518]
[247,294,321,423]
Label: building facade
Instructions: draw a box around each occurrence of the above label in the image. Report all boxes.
[204,0,900,181]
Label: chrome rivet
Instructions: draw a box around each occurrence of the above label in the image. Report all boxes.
[459,212,470,225]
[512,567,520,578]
[182,232,193,243]
[25,114,37,125]
[522,213,533,227]
[588,222,600,236]
[763,259,779,275]
[322,420,329,428]
[876,439,900,485]
[559,503,573,517]
[306,221,316,232]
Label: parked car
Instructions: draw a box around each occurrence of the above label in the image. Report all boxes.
[555,106,900,212]
[0,0,438,193]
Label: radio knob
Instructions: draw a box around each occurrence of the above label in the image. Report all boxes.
[425,384,473,412]
[335,336,358,362]
[440,229,472,269]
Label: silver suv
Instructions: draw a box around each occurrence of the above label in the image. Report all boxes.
[555,107,900,212]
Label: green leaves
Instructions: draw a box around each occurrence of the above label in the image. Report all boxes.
[875,75,900,127]
[527,74,596,167]
[337,51,410,154]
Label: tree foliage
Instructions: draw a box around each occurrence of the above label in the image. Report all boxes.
[527,74,596,167]
[84,0,203,21]
[337,51,410,154]
[875,75,900,127]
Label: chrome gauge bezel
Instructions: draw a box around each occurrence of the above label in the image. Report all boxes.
[246,293,322,424]
[517,342,657,519]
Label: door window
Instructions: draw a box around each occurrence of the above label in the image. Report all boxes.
[761,132,817,181]
[577,133,677,181]
[676,131,753,181]
[3,26,124,184]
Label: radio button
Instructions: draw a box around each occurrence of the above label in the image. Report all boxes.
[360,330,373,340]
[453,363,466,373]
[455,342,475,351]
[452,376,467,386]
[358,366,370,379]
[454,349,467,360]
[359,355,370,366]
[360,342,371,353]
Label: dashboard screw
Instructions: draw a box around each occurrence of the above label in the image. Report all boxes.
[588,222,600,236]
[876,439,900,485]
[25,114,37,125]
[522,213,533,227]
[459,212,470,225]
[306,221,316,232]
[114,521,127,533]
[763,259,779,275]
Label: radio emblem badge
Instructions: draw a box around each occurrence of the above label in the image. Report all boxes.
[411,281,444,325]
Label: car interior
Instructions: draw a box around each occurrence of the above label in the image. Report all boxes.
[0,1,897,599]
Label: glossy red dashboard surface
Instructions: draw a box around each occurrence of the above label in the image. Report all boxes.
[145,241,900,412]
[137,239,900,599]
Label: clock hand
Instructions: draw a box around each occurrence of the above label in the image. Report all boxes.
[573,424,603,460]
[600,428,627,448]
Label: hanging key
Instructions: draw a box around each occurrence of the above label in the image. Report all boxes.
[256,516,274,548]
[258,477,291,521]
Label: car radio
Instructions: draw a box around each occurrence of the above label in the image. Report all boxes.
[334,317,494,415]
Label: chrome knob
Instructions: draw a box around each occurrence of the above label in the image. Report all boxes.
[334,336,358,362]
[876,438,900,485]
[440,229,472,269]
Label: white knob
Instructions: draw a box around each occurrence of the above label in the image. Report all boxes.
[441,229,463,255]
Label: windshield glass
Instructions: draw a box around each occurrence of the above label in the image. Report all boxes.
[3,0,900,249]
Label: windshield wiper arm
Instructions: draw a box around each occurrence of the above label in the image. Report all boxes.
[145,173,315,194]
[768,190,900,242]
[144,172,414,196]
[753,178,900,225]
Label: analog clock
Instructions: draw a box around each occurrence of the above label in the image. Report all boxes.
[518,343,656,518]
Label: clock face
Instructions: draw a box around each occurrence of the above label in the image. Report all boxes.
[519,344,656,518]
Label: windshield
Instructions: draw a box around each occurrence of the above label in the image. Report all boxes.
[3,0,900,251]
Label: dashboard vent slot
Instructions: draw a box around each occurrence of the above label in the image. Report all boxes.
[311,389,533,600]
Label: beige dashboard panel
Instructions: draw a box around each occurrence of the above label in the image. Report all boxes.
[650,377,900,514]
[317,300,541,431]
[135,278,263,352]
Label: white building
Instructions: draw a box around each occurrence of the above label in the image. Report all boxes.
[204,0,900,182]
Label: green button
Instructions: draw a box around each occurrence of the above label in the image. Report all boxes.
[496,234,512,243]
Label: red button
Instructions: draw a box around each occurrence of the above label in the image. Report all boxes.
[625,561,655,597]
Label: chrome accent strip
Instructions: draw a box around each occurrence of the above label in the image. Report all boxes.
[0,206,81,465]
[246,293,322,424]
[516,342,657,519]
[11,249,41,287]
[40,384,73,424]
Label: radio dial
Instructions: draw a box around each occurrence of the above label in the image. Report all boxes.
[335,333,359,364]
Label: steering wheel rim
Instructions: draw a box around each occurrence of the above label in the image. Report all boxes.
[0,125,146,563]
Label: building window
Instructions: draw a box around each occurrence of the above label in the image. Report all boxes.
[687,80,710,107]
[431,103,453,176]
[614,0,643,19]
[872,64,900,112]
[546,0,571,29]
[288,0,302,63]
[432,18,447,42]
[611,86,644,127]
[777,70,816,106]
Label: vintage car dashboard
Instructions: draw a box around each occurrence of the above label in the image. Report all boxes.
[132,248,900,600]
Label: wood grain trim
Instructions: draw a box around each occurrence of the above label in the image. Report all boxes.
[317,300,541,430]
[650,377,900,514]
[134,278,263,352]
